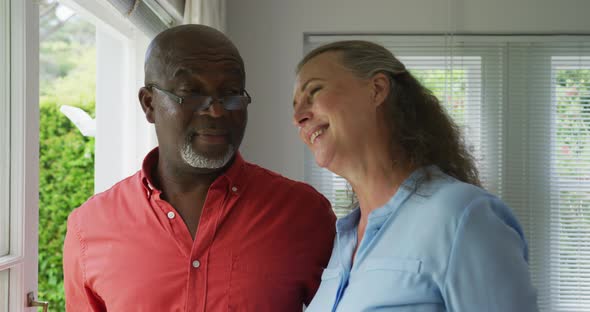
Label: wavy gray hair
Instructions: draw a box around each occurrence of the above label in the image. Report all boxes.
[297,40,480,186]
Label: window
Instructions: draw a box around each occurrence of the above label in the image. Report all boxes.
[0,0,176,310]
[0,0,40,311]
[0,0,9,309]
[550,56,590,310]
[304,35,590,311]
[402,56,487,185]
[0,270,8,311]
[59,0,159,194]
[35,0,162,309]
[0,0,9,260]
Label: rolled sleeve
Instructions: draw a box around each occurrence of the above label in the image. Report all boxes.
[442,195,539,312]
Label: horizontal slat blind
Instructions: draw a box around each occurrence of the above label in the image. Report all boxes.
[550,49,590,311]
[304,35,590,311]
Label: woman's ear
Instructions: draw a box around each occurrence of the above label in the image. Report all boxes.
[139,87,156,124]
[371,72,391,108]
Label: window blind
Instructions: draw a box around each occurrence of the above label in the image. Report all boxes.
[104,0,177,37]
[304,35,590,311]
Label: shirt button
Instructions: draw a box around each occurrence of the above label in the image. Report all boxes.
[167,211,175,219]
[231,186,238,192]
[192,260,201,268]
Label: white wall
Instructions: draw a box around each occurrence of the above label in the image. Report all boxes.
[95,27,154,194]
[226,0,590,181]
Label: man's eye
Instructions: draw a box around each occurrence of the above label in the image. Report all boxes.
[225,89,241,96]
[177,89,195,95]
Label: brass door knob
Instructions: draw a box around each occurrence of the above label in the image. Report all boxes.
[27,292,49,312]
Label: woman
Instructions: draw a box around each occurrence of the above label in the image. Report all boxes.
[292,40,538,311]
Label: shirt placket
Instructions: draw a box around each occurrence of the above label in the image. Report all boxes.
[148,187,194,257]
[186,181,237,312]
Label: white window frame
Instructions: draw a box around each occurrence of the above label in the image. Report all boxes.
[0,0,40,311]
[0,0,10,261]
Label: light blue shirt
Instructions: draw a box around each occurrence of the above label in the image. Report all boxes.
[307,166,538,312]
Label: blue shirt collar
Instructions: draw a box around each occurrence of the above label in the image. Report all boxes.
[336,165,441,233]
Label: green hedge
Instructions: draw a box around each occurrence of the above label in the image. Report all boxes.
[38,100,95,312]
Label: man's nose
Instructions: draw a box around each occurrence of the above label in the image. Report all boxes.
[200,98,226,118]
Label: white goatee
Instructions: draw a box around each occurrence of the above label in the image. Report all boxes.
[180,137,235,169]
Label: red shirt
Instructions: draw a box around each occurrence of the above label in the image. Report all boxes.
[63,148,336,311]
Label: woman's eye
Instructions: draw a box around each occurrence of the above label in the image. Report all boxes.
[306,87,321,103]
[309,86,322,97]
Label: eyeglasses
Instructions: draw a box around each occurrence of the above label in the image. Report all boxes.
[147,84,251,112]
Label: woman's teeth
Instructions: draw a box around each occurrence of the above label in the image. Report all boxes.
[310,128,325,144]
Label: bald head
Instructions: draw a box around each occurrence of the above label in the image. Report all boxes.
[144,24,244,86]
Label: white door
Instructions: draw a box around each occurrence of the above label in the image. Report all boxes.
[0,0,40,311]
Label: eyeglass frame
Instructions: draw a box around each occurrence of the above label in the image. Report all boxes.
[146,84,252,112]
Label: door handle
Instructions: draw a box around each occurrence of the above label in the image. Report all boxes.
[27,292,49,312]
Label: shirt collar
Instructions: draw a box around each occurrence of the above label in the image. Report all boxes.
[220,151,246,187]
[401,164,441,190]
[336,208,360,233]
[335,165,441,233]
[140,147,247,193]
[140,147,159,192]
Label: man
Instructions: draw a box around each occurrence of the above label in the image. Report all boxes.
[63,24,336,311]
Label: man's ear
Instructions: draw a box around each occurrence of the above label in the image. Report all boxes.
[139,87,155,124]
[370,72,391,108]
